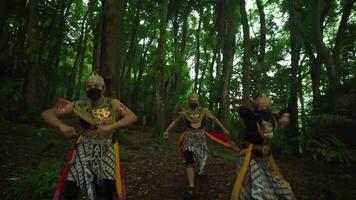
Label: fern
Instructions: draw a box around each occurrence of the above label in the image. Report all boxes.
[310,135,355,165]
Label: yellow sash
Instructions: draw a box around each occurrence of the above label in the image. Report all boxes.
[231,144,291,200]
[113,141,124,199]
[231,144,253,200]
[73,105,97,126]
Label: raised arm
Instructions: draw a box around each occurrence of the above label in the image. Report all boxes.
[205,109,229,134]
[163,113,184,139]
[277,108,291,127]
[41,100,76,137]
[112,100,138,129]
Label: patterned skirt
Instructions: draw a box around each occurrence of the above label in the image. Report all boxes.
[66,139,116,199]
[235,156,295,200]
[182,129,208,174]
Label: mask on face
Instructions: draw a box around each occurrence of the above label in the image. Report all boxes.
[86,88,102,101]
[257,109,272,121]
[190,103,198,110]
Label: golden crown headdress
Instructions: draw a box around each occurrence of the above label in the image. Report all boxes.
[188,92,199,101]
[254,94,272,109]
[86,72,105,86]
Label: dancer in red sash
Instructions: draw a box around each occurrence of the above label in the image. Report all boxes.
[163,93,238,199]
[42,72,137,200]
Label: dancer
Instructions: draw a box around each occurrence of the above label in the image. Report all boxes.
[42,72,137,200]
[163,93,238,199]
[231,94,295,200]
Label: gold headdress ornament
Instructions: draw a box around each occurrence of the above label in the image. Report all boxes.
[254,93,272,109]
[86,72,105,86]
[188,92,199,101]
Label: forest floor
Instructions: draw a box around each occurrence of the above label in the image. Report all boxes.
[0,120,355,200]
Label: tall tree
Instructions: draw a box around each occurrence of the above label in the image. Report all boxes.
[122,0,142,103]
[67,2,93,100]
[287,0,300,141]
[43,0,74,106]
[239,0,252,104]
[170,3,190,112]
[303,38,322,114]
[255,0,266,94]
[24,0,40,112]
[298,0,331,115]
[332,0,355,81]
[219,0,237,124]
[92,8,102,72]
[213,0,227,109]
[153,0,168,135]
[311,0,339,93]
[194,1,202,92]
[100,0,125,98]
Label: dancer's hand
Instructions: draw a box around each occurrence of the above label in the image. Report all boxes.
[223,129,230,135]
[232,145,240,153]
[97,125,114,138]
[163,131,169,139]
[58,124,77,137]
[278,113,290,126]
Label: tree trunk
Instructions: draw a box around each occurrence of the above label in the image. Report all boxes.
[194,3,202,92]
[214,0,227,109]
[100,0,125,98]
[24,0,40,112]
[298,65,306,134]
[332,0,355,80]
[0,3,11,55]
[67,5,92,99]
[311,0,339,93]
[239,0,252,105]
[153,0,168,135]
[43,0,74,107]
[208,45,218,111]
[132,35,155,108]
[171,7,189,111]
[299,0,330,115]
[74,23,90,100]
[287,0,300,142]
[255,0,266,95]
[122,0,141,102]
[219,0,237,124]
[92,17,102,72]
[198,42,209,95]
[303,37,322,114]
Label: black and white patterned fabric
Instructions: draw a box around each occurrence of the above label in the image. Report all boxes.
[66,139,116,200]
[235,156,296,200]
[182,129,208,174]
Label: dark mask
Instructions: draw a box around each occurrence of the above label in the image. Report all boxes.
[257,109,272,121]
[86,88,102,101]
[190,103,198,110]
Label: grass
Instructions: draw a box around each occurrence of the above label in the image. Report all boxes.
[3,160,62,200]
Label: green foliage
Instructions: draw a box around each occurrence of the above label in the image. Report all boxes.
[301,114,356,164]
[116,129,134,146]
[0,80,24,120]
[4,160,62,200]
[272,128,296,155]
[211,149,238,162]
[1,0,355,159]
[310,135,355,165]
[120,146,133,161]
[306,114,355,141]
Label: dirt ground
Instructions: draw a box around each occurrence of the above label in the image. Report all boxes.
[0,121,355,200]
